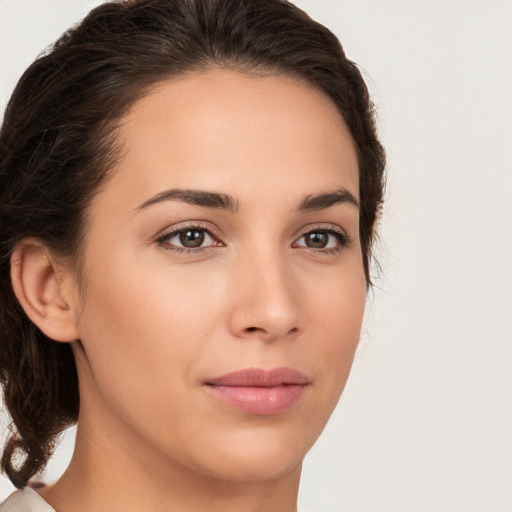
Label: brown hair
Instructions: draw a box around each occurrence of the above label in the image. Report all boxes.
[0,0,385,488]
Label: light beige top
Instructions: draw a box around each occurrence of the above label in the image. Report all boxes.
[0,487,55,512]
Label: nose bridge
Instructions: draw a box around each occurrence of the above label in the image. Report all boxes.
[229,242,301,340]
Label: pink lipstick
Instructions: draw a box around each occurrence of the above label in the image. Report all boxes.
[204,367,309,415]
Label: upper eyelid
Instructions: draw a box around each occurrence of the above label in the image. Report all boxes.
[155,221,222,241]
[294,223,349,242]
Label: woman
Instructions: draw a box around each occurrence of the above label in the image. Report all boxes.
[0,0,385,510]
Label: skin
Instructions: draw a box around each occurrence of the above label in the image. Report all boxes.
[14,69,365,512]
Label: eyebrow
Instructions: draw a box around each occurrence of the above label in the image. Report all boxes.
[297,188,359,212]
[135,187,359,213]
[135,189,240,212]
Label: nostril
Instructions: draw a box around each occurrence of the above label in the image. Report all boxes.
[246,327,258,333]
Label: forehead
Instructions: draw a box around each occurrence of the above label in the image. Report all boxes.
[102,68,359,211]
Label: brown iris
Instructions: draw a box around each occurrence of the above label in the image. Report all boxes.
[179,229,205,248]
[304,232,329,248]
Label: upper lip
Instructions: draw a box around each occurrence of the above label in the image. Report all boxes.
[206,367,310,387]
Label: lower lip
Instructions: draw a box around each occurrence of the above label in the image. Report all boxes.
[205,384,307,415]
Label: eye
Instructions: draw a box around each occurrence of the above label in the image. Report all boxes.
[294,227,350,253]
[156,225,221,252]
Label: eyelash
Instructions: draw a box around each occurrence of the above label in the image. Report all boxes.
[155,223,351,256]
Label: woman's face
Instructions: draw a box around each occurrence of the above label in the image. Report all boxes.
[69,69,365,482]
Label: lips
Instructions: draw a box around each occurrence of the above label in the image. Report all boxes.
[204,367,310,415]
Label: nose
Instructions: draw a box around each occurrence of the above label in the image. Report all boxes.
[227,249,302,342]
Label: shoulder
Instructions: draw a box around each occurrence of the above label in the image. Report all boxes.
[0,487,55,512]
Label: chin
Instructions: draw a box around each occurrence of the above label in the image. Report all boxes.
[200,450,304,483]
[183,423,316,483]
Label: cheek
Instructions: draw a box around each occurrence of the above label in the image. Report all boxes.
[305,255,366,335]
[303,260,366,387]
[75,251,216,413]
[73,255,232,455]
[77,257,223,369]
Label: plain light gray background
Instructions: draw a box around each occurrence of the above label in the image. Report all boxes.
[1,1,511,511]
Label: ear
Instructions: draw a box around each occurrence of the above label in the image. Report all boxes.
[10,239,80,342]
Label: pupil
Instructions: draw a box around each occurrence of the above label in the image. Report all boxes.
[180,229,205,248]
[307,232,328,248]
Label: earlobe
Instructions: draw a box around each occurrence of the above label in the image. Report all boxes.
[10,239,80,343]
